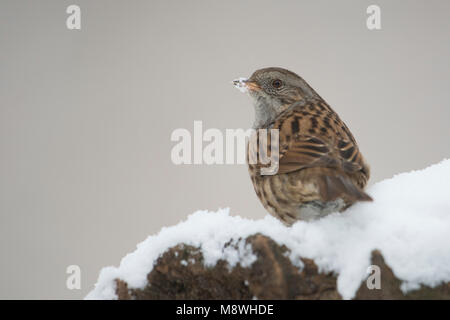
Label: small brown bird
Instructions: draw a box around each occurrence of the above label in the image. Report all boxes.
[233,67,372,225]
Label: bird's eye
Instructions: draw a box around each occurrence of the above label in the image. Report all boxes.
[271,79,283,89]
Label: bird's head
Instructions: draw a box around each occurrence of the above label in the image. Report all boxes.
[233,67,320,128]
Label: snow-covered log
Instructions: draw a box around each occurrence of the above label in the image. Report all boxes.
[86,160,450,300]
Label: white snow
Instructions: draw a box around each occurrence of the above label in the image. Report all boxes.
[233,77,249,93]
[86,159,450,300]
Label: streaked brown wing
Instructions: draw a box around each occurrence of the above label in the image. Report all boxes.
[274,106,366,176]
[277,136,335,174]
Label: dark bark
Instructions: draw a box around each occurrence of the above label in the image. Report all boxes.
[115,234,449,300]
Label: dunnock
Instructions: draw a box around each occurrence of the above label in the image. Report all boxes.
[234,67,372,225]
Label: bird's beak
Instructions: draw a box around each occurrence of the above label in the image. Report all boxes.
[232,78,261,93]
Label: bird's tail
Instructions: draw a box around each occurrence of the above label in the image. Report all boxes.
[315,169,372,203]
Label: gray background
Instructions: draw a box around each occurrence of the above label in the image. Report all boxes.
[0,0,449,299]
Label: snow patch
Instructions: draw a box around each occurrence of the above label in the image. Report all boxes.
[233,77,249,93]
[86,159,450,300]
